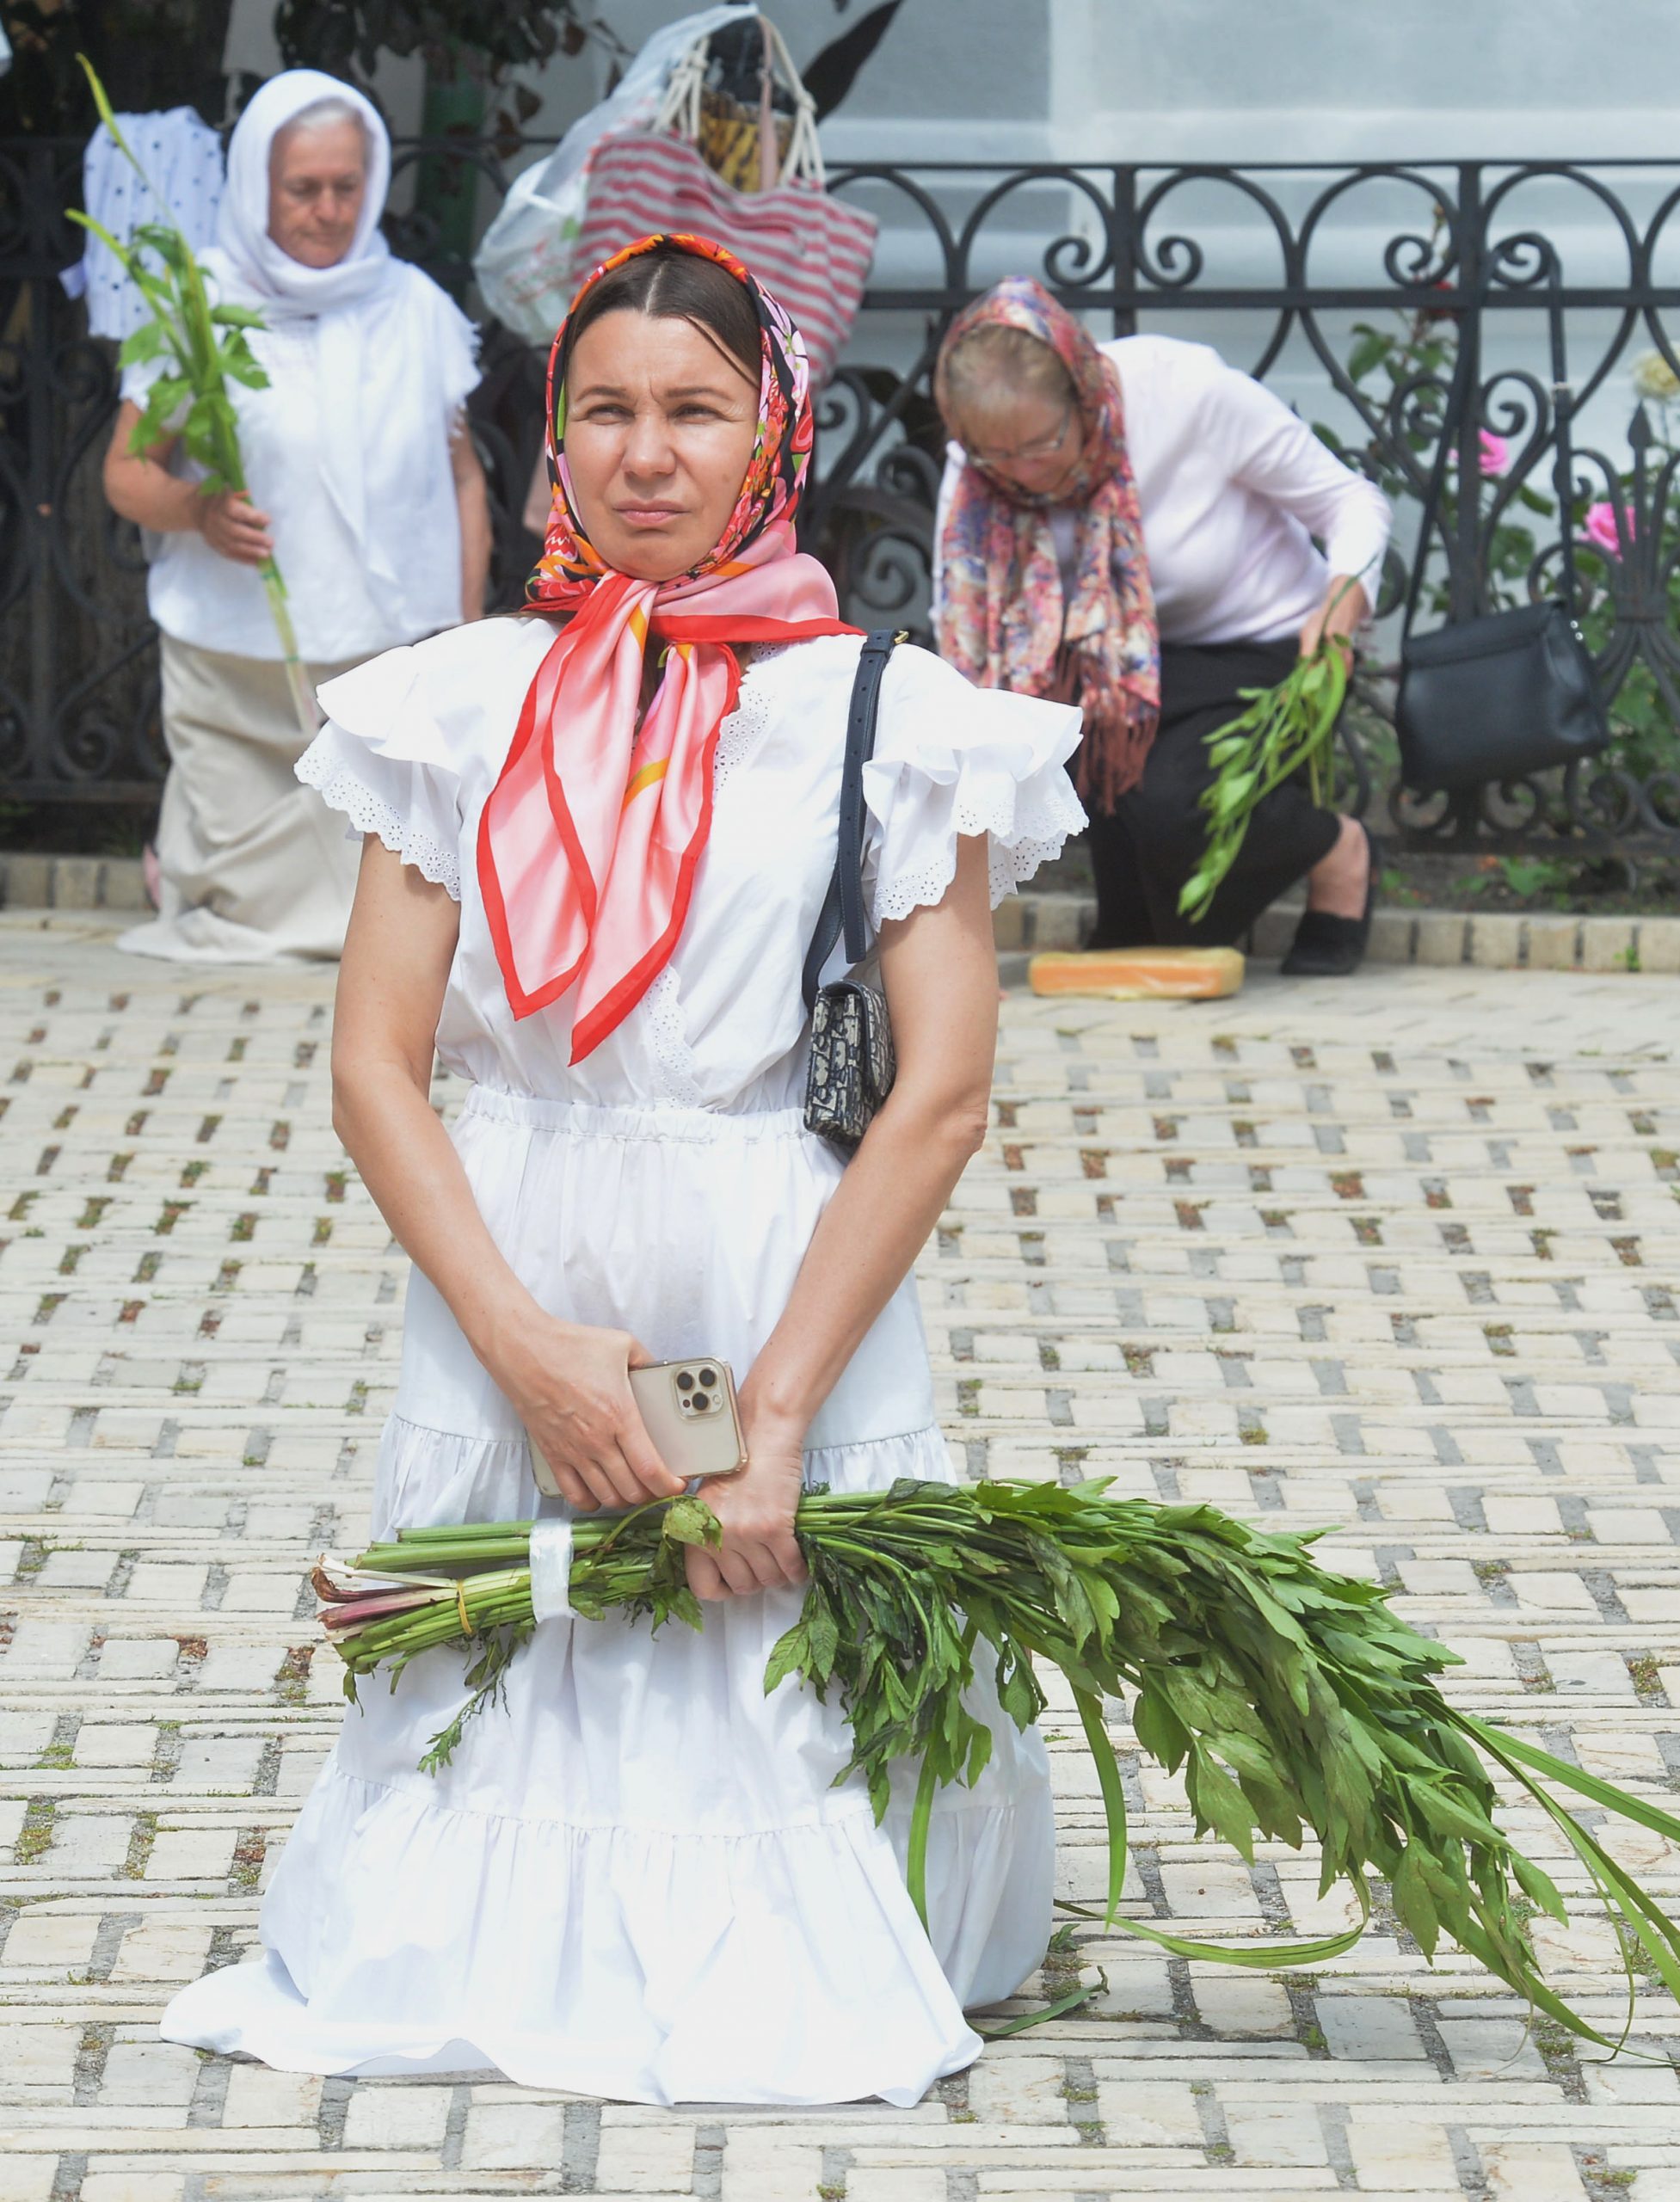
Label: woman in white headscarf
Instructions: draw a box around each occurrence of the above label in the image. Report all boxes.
[103,69,489,964]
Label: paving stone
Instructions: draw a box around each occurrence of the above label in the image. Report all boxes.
[458,2100,569,2168]
[0,2163,56,2202]
[594,2121,703,2189]
[1345,2111,1462,2188]
[5,924,1680,2199]
[1481,2141,1592,2198]
[341,2083,454,2147]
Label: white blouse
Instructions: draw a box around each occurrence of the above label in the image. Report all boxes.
[296,616,1086,1110]
[122,276,478,665]
[935,332,1393,648]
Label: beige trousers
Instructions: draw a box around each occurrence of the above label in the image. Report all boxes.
[119,634,367,966]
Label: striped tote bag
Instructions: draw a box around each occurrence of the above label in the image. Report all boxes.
[571,128,877,387]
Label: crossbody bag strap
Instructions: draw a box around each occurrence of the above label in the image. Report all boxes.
[1546,255,1580,618]
[800,629,902,1014]
[1402,245,1577,640]
[1401,259,1485,645]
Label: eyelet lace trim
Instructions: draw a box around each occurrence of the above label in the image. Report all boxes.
[871,778,1088,926]
[296,745,463,901]
[711,659,778,790]
[643,968,705,1107]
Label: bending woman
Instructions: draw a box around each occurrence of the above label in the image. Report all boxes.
[103,70,489,964]
[934,280,1393,976]
[156,236,1086,2103]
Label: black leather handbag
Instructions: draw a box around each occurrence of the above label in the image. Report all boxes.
[1394,262,1609,792]
[801,629,902,1153]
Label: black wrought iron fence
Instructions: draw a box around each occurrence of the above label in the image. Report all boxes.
[5,139,1680,863]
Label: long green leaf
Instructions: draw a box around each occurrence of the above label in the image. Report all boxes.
[905,1748,939,1932]
[1074,1686,1129,1926]
[969,1965,1109,2038]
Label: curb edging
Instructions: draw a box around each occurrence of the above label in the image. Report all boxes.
[995,889,1680,975]
[3,855,1677,974]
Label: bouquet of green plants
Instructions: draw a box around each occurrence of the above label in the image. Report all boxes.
[1178,633,1350,928]
[316,1478,1680,2050]
[67,58,317,741]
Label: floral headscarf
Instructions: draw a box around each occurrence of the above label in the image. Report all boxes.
[934,278,1160,808]
[478,233,857,1058]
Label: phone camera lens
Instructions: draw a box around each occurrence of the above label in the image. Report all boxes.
[698,1367,717,1387]
[675,1371,694,1392]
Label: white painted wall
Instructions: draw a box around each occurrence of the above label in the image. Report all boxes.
[1046,0,1680,163]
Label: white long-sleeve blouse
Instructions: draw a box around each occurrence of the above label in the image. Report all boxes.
[934,332,1393,649]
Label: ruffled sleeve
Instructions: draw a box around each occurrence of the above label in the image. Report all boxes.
[296,644,465,900]
[861,643,1086,926]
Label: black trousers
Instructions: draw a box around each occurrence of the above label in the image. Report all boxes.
[1086,637,1342,949]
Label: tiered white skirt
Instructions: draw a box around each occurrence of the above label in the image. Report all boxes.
[160,1089,1055,2106]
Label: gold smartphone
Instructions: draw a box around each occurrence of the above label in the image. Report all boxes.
[527,1357,748,1498]
[629,1357,748,1483]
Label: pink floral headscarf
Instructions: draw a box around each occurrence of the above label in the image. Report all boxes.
[935,279,1160,808]
[478,234,857,1059]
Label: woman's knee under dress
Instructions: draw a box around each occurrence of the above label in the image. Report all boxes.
[1086,636,1341,949]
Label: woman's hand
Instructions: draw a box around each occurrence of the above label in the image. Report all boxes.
[685,1399,808,1600]
[195,488,274,566]
[490,1308,686,1513]
[1299,574,1369,666]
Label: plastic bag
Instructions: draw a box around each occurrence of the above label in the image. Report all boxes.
[473,3,754,343]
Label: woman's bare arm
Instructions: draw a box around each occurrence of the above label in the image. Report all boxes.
[333,839,682,1512]
[451,418,491,621]
[103,398,274,563]
[686,832,998,1600]
[1298,574,1370,663]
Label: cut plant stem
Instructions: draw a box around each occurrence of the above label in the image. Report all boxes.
[1179,580,1363,928]
[316,1479,1680,2054]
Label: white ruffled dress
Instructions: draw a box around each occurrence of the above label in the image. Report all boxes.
[158,618,1087,2107]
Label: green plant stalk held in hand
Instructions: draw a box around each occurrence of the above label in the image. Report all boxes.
[66,57,318,742]
[1178,596,1359,928]
[318,1479,1680,2055]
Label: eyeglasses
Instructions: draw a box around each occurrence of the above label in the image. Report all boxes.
[964,400,1076,468]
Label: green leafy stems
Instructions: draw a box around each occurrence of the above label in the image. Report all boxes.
[333,1479,1680,2054]
[1178,583,1362,928]
[66,57,317,741]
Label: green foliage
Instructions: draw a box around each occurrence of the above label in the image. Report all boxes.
[65,61,264,497]
[66,56,312,729]
[1178,643,1349,926]
[89,223,268,494]
[275,0,622,87]
[1464,855,1577,902]
[337,1480,1680,2051]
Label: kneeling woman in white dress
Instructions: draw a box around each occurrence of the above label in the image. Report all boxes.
[158,234,1086,2105]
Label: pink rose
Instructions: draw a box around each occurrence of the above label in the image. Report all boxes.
[1478,430,1510,477]
[1583,501,1633,558]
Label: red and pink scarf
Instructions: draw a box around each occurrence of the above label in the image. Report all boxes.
[934,279,1160,809]
[478,233,857,1059]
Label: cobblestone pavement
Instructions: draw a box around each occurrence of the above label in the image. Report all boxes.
[3,909,1679,2202]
